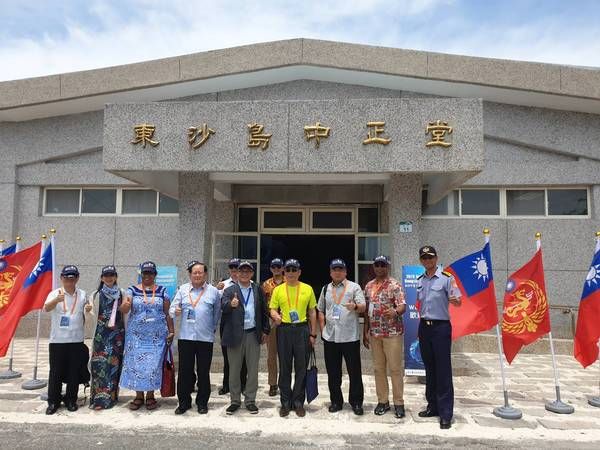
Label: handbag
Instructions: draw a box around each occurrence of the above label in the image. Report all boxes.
[305,348,319,403]
[160,346,176,397]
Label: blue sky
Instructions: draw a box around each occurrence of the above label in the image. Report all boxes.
[0,0,598,81]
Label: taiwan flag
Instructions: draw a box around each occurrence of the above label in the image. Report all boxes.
[446,242,499,340]
[574,239,600,368]
[0,241,54,357]
[502,249,551,364]
[0,242,42,317]
[0,243,17,257]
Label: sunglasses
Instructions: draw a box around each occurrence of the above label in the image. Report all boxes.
[420,255,435,260]
[285,267,299,273]
[270,265,283,269]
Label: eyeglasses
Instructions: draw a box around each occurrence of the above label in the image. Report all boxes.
[228,266,239,270]
[270,265,283,269]
[373,263,387,268]
[285,268,299,273]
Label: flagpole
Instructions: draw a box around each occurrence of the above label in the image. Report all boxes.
[21,234,48,390]
[536,232,574,414]
[590,232,600,408]
[488,228,522,420]
[0,237,23,380]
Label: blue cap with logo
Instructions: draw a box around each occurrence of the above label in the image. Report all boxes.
[228,258,241,268]
[238,260,255,271]
[101,265,117,276]
[61,265,80,278]
[373,255,391,266]
[284,258,301,269]
[330,258,346,269]
[140,261,158,274]
[270,258,284,267]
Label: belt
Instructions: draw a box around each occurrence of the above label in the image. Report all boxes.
[421,319,450,326]
[244,327,256,333]
[279,322,308,328]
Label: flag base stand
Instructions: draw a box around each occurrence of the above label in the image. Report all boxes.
[0,369,22,380]
[589,396,600,408]
[22,379,47,390]
[493,405,522,420]
[39,391,48,401]
[545,400,575,414]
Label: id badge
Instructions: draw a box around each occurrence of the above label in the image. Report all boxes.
[332,304,342,320]
[186,308,196,323]
[289,309,300,323]
[59,315,70,329]
[368,302,375,318]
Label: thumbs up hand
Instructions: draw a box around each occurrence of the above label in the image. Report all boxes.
[231,294,240,308]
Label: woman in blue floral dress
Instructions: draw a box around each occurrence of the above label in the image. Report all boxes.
[119,261,175,410]
[89,265,126,410]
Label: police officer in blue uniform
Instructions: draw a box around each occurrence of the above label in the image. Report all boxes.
[416,245,461,429]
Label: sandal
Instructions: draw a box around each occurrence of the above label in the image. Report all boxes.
[145,397,158,410]
[129,398,144,410]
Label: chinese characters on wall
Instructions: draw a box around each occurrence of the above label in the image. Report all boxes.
[130,120,453,150]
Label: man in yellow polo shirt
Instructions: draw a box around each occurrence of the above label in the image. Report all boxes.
[270,258,318,417]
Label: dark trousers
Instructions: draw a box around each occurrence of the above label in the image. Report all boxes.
[48,342,81,406]
[220,322,247,390]
[418,320,454,420]
[177,340,213,409]
[323,339,364,407]
[221,345,247,390]
[277,323,309,409]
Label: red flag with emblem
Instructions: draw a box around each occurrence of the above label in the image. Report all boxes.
[0,242,42,316]
[501,248,551,364]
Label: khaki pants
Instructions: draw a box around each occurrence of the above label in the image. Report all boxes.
[267,323,278,386]
[370,334,404,405]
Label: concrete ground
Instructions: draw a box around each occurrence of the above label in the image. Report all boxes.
[1,338,600,449]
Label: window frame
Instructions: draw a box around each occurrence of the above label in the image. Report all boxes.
[43,187,179,217]
[309,207,355,232]
[421,186,590,219]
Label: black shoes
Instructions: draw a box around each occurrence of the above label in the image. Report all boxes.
[268,385,278,397]
[65,402,78,412]
[174,406,189,415]
[328,403,343,413]
[45,404,60,415]
[374,402,390,415]
[394,404,406,418]
[197,405,208,414]
[418,408,439,418]
[440,418,452,429]
[351,404,364,416]
[225,403,240,415]
[218,386,229,395]
[246,403,259,414]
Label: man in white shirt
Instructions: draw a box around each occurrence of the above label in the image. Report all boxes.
[43,265,93,415]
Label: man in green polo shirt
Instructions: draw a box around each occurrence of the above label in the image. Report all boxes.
[270,258,318,418]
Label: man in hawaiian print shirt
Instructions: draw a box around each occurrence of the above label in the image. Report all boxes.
[363,255,406,418]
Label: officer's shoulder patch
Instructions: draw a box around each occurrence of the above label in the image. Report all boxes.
[441,271,452,278]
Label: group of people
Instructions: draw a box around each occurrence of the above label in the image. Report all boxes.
[44,246,461,429]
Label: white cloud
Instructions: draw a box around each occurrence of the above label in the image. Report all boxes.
[0,0,598,82]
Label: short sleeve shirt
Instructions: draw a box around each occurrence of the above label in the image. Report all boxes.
[269,282,316,324]
[317,280,366,343]
[45,288,87,343]
[365,277,405,338]
[262,277,285,305]
[417,269,461,321]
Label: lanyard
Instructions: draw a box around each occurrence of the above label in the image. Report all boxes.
[285,283,300,310]
[188,285,206,308]
[370,279,387,302]
[331,281,348,305]
[60,289,78,315]
[142,285,156,304]
[241,286,253,307]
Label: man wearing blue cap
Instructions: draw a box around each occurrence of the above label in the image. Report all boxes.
[318,258,366,415]
[261,258,285,396]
